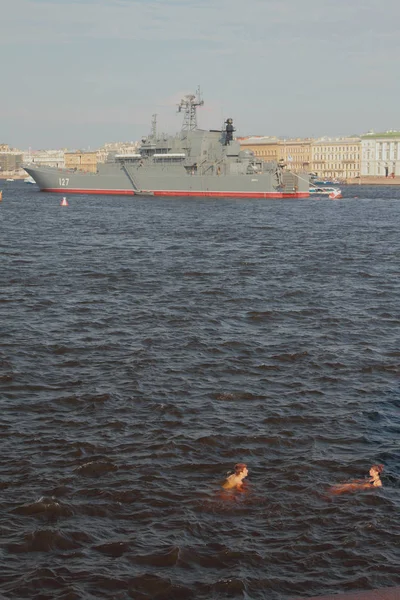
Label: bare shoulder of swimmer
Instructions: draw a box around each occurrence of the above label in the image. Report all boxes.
[329,464,383,494]
[222,463,248,489]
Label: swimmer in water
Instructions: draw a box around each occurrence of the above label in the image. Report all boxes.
[329,464,383,494]
[222,463,248,491]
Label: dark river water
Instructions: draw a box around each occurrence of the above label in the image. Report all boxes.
[1,182,399,600]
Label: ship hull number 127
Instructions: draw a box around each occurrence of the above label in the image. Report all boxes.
[59,178,69,187]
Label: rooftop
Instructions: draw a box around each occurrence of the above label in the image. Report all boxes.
[239,136,280,145]
[361,130,400,139]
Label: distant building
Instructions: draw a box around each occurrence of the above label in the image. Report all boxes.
[311,138,361,180]
[0,152,23,172]
[361,131,400,177]
[281,139,312,173]
[238,137,280,162]
[65,151,97,173]
[239,137,311,174]
[239,135,362,180]
[25,150,65,168]
[97,141,141,163]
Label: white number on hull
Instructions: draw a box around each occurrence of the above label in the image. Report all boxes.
[59,178,70,187]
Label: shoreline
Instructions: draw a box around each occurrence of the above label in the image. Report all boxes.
[345,176,400,185]
[0,174,27,181]
[293,585,400,599]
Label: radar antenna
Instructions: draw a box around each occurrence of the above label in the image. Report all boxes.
[177,86,204,131]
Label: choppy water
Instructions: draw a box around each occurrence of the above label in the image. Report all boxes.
[0,182,399,600]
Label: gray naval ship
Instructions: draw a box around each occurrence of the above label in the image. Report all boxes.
[24,90,309,199]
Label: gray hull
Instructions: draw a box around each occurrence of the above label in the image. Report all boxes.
[24,164,134,195]
[123,163,309,198]
[24,163,309,199]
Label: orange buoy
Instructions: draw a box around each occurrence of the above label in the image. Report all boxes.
[0,190,2,202]
[61,197,68,206]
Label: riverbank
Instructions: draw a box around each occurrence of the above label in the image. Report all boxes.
[0,173,27,180]
[293,585,400,599]
[345,176,400,185]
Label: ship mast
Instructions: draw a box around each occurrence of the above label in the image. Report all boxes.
[177,86,204,132]
[150,114,157,139]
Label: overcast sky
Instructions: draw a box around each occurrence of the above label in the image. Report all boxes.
[2,0,400,149]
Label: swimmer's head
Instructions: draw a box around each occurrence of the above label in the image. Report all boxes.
[370,464,384,476]
[234,463,248,476]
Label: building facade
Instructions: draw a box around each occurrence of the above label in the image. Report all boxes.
[280,139,312,173]
[25,150,65,168]
[361,132,400,177]
[310,138,361,180]
[239,135,363,180]
[0,153,23,173]
[238,137,280,163]
[96,142,141,164]
[64,151,97,173]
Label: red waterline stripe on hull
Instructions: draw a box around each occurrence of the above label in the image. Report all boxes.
[151,190,309,198]
[43,188,309,199]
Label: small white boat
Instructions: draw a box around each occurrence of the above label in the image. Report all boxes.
[6,178,15,182]
[309,186,342,199]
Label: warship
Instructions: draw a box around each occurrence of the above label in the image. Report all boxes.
[24,90,309,199]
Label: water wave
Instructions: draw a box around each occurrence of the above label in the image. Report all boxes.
[1,185,399,599]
